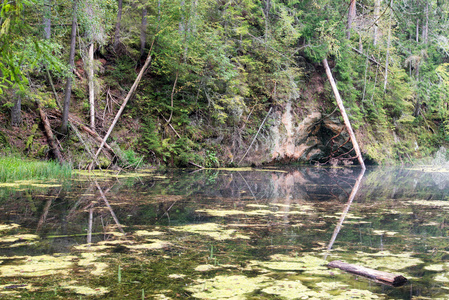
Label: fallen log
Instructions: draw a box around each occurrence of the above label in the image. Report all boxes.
[36,102,64,164]
[328,260,407,287]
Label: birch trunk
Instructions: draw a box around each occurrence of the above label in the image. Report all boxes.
[90,39,156,168]
[323,58,365,169]
[43,0,51,39]
[88,43,95,129]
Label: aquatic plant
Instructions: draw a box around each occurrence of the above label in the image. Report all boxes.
[0,155,71,182]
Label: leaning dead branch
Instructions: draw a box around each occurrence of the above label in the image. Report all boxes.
[323,58,365,169]
[90,37,157,170]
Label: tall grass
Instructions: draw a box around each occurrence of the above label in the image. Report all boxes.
[0,156,72,182]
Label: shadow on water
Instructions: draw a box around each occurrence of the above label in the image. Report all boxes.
[0,166,449,298]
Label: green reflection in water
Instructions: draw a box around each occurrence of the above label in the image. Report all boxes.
[0,167,447,298]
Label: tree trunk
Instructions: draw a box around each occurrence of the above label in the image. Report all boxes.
[43,0,51,39]
[37,102,64,164]
[328,261,407,287]
[346,0,356,39]
[113,0,123,50]
[61,0,78,135]
[373,0,380,45]
[383,0,392,91]
[11,93,22,127]
[416,19,419,43]
[323,58,365,169]
[90,39,156,169]
[422,0,429,45]
[88,43,95,129]
[140,7,148,58]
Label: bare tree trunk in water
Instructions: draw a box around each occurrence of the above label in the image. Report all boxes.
[88,43,95,129]
[323,58,365,169]
[347,0,356,39]
[11,93,22,127]
[140,7,148,58]
[113,0,123,50]
[61,0,78,135]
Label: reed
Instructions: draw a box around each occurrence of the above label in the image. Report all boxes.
[0,156,72,182]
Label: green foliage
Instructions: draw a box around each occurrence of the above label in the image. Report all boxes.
[204,150,219,168]
[118,149,144,169]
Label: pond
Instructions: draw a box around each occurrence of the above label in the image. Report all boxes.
[0,166,448,299]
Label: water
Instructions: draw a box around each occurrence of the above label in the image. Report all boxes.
[0,166,449,299]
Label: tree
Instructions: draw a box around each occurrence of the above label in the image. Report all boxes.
[61,0,78,135]
[113,0,123,50]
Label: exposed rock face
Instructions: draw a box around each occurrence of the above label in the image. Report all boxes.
[245,101,355,166]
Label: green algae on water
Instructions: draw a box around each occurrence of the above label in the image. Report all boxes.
[171,223,250,240]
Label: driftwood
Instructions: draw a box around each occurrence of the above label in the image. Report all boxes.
[37,102,64,164]
[328,260,407,287]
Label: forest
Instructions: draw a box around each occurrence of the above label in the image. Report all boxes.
[1,0,449,168]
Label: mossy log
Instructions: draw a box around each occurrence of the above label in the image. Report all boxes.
[328,260,407,287]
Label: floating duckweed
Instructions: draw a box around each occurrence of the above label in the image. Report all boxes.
[424,264,445,271]
[356,251,423,270]
[62,285,109,296]
[134,230,165,236]
[332,289,383,299]
[435,273,449,282]
[406,200,449,207]
[371,230,398,236]
[0,234,39,243]
[78,252,108,276]
[0,224,20,231]
[185,275,269,299]
[171,223,250,240]
[0,255,76,277]
[251,254,331,274]
[194,264,217,272]
[315,281,349,291]
[246,204,270,208]
[127,239,172,250]
[196,208,306,217]
[261,279,332,299]
[168,274,186,279]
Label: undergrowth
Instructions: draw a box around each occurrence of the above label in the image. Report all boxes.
[0,155,72,182]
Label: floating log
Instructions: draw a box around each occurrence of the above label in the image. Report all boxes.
[328,260,407,287]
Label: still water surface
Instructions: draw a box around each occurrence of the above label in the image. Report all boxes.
[0,166,448,299]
